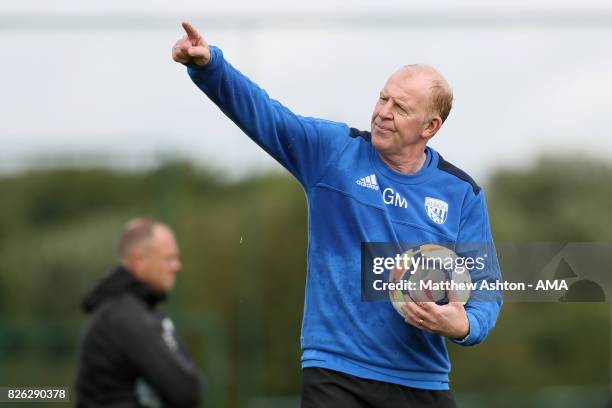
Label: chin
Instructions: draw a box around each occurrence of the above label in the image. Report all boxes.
[371,131,391,151]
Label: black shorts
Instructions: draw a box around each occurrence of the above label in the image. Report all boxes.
[301,367,456,408]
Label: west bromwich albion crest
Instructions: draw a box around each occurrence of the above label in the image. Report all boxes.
[425,197,448,224]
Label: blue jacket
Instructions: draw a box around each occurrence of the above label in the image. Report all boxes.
[188,46,502,390]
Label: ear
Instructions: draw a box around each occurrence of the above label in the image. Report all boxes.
[125,248,146,277]
[421,116,442,139]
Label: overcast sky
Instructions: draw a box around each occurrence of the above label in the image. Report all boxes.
[1,0,611,181]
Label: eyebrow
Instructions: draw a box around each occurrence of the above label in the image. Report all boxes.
[395,100,409,111]
[380,91,410,111]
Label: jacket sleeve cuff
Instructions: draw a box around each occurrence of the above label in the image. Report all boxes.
[187,45,222,75]
[450,311,481,346]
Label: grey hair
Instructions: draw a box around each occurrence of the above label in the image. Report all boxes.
[117,218,164,260]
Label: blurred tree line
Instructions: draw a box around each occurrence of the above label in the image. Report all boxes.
[0,155,610,407]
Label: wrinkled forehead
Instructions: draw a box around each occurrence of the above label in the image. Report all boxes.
[382,68,433,107]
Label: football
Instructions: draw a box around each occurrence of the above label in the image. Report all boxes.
[388,244,471,316]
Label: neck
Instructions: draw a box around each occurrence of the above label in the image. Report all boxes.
[379,146,428,174]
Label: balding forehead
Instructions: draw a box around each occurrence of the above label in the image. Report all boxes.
[397,65,448,86]
[153,224,174,240]
[385,64,453,122]
[117,218,173,258]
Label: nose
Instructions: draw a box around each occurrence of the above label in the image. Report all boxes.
[379,99,394,119]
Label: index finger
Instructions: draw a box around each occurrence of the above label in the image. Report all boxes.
[417,301,434,311]
[181,20,200,42]
[402,301,427,318]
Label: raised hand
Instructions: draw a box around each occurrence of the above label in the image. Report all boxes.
[172,21,211,67]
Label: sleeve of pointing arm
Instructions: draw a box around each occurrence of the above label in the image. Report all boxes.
[187,46,350,189]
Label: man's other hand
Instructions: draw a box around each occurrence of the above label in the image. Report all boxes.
[400,290,470,340]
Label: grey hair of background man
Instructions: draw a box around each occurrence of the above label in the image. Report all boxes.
[117,218,169,262]
[401,64,453,124]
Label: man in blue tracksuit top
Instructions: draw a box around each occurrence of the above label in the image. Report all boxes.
[173,21,502,407]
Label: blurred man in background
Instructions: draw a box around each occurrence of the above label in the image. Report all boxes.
[75,218,204,408]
